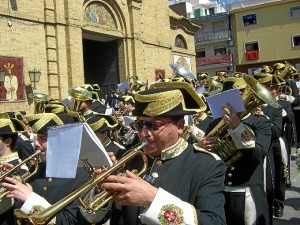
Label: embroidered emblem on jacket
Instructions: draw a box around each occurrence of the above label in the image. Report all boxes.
[158,204,184,225]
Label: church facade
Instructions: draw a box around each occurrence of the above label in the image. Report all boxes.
[0,0,198,113]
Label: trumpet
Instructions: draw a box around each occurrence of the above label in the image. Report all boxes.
[0,150,40,199]
[14,142,149,225]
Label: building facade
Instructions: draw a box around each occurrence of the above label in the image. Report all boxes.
[0,0,198,113]
[170,0,234,77]
[228,0,300,74]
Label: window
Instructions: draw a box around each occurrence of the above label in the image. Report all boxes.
[214,47,226,56]
[194,8,201,18]
[245,41,259,52]
[175,35,187,49]
[290,6,300,18]
[245,41,259,60]
[243,14,257,26]
[197,49,206,57]
[292,35,300,47]
[209,7,215,15]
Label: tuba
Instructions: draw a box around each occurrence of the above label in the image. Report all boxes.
[206,75,279,168]
[0,151,40,200]
[28,93,49,114]
[14,142,148,225]
[279,61,299,80]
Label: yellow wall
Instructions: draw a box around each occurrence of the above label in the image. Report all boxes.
[232,0,300,65]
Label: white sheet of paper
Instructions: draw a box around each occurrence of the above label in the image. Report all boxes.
[78,123,113,168]
[123,116,134,126]
[46,122,112,178]
[46,123,82,178]
[206,88,245,119]
[296,82,300,88]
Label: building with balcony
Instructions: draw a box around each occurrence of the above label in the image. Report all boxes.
[228,0,300,74]
[170,0,235,76]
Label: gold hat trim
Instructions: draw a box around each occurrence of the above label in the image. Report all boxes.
[90,117,118,132]
[135,89,184,117]
[0,113,10,119]
[122,95,135,103]
[26,113,64,134]
[0,119,16,132]
[149,82,207,112]
[45,104,65,114]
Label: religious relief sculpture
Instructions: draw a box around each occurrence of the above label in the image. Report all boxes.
[4,62,18,100]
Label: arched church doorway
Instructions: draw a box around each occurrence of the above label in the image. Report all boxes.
[82,35,120,99]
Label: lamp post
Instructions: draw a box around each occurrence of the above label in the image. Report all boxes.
[28,68,41,90]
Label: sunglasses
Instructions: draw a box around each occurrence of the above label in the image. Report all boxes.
[131,120,171,131]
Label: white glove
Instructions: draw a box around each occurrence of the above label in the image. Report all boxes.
[282,109,287,117]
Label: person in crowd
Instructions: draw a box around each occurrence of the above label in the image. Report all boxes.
[256,74,286,219]
[4,112,35,160]
[86,114,126,160]
[216,71,228,83]
[87,82,227,225]
[198,76,274,225]
[1,113,91,225]
[0,117,29,225]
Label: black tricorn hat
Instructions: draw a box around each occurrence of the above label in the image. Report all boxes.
[257,74,286,87]
[6,111,23,121]
[26,113,77,135]
[0,118,27,135]
[122,95,135,104]
[86,114,118,133]
[133,82,206,117]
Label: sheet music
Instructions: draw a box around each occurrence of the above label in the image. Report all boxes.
[46,122,112,178]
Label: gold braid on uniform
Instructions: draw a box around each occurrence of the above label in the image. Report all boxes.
[26,114,64,133]
[135,90,184,117]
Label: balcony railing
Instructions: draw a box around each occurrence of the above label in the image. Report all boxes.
[195,30,231,43]
[196,54,232,66]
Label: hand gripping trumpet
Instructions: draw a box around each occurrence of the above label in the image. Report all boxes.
[14,141,148,225]
[0,150,40,200]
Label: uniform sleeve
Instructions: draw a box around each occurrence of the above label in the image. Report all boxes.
[271,107,283,140]
[228,122,255,149]
[140,159,226,225]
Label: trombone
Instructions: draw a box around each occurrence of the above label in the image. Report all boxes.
[0,150,40,200]
[14,141,149,225]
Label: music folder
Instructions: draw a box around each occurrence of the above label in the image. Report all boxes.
[46,122,112,178]
[206,88,245,119]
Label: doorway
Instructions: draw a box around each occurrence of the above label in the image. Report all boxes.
[82,38,119,98]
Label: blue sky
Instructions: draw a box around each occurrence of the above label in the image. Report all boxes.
[215,0,245,5]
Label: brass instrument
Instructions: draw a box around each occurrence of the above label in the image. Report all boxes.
[0,150,40,199]
[278,85,293,96]
[14,142,149,224]
[130,79,146,92]
[28,93,49,114]
[279,61,299,80]
[69,87,92,121]
[206,75,279,168]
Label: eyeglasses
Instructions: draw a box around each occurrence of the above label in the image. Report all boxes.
[131,120,171,131]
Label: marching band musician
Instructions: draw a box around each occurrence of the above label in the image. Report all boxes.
[0,117,29,225]
[86,114,126,160]
[256,74,286,219]
[1,113,91,225]
[198,77,273,225]
[89,83,227,225]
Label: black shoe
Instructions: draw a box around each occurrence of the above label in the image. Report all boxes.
[286,179,292,188]
[274,208,283,218]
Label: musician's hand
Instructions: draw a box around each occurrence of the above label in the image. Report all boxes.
[101,170,158,206]
[222,103,241,129]
[197,136,218,152]
[0,162,14,175]
[2,177,33,202]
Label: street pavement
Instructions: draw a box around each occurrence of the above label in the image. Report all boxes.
[274,148,300,225]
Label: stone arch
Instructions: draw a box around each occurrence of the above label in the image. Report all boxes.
[82,0,127,36]
[175,34,188,49]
